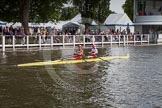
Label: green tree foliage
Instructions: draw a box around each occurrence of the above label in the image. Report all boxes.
[0,0,68,34]
[30,0,69,22]
[72,0,112,26]
[122,0,134,21]
[0,0,20,22]
[0,0,112,33]
[60,6,79,20]
[93,1,113,23]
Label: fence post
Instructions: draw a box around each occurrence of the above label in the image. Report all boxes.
[127,35,128,46]
[101,35,104,47]
[63,35,65,48]
[27,35,29,50]
[141,34,143,45]
[148,34,149,45]
[111,35,112,46]
[2,35,5,51]
[92,35,95,45]
[73,35,75,48]
[51,35,53,48]
[39,35,41,50]
[12,35,15,51]
[134,35,136,46]
[83,35,85,48]
[118,35,121,46]
[123,35,126,47]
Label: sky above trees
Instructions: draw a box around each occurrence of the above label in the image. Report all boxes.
[110,0,126,13]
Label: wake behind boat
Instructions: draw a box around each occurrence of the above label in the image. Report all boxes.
[17,55,129,67]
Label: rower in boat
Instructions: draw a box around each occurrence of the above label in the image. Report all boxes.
[87,44,98,58]
[73,45,83,60]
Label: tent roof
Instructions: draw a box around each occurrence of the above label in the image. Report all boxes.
[104,13,133,25]
[51,21,69,29]
[0,21,7,25]
[91,20,97,25]
[71,13,82,23]
[63,22,80,28]
[13,22,21,27]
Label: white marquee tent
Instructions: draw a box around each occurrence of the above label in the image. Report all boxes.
[0,21,7,26]
[71,13,82,23]
[104,13,134,33]
[71,13,97,25]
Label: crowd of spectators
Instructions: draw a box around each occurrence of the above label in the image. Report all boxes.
[0,26,24,36]
[0,25,131,36]
[0,25,145,44]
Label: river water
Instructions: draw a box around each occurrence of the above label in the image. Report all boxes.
[0,46,162,108]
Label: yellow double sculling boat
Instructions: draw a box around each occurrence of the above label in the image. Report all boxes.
[17,55,129,67]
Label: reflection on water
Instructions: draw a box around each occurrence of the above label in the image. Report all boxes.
[0,46,162,108]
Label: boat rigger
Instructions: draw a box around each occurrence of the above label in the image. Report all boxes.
[17,56,129,67]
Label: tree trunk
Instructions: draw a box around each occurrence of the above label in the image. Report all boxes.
[19,0,31,35]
